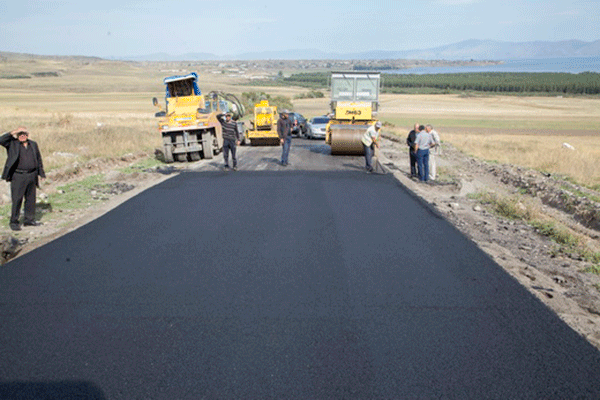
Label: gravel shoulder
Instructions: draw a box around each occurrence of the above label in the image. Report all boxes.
[2,138,599,350]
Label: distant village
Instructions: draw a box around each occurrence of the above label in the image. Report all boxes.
[152,58,502,80]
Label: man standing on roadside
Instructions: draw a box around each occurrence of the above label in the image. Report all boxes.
[0,127,45,231]
[406,122,419,178]
[278,109,292,166]
[218,112,240,171]
[426,124,441,180]
[414,125,433,182]
[362,121,382,173]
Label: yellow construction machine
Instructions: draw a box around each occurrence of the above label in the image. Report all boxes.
[245,99,280,146]
[326,71,381,155]
[152,73,244,162]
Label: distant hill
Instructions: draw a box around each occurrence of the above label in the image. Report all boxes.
[123,39,600,61]
[0,51,102,62]
[3,39,599,62]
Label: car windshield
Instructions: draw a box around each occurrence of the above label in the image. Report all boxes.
[312,117,329,124]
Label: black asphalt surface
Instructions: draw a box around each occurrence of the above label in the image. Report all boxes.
[2,142,600,399]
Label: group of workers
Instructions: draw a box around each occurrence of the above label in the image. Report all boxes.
[217,108,443,181]
[406,123,442,182]
[360,120,441,180]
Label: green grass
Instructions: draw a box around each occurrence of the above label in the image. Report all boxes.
[471,190,600,272]
[560,184,600,203]
[0,179,96,225]
[530,220,581,248]
[585,265,600,275]
[469,191,533,220]
[119,157,164,174]
[49,174,108,210]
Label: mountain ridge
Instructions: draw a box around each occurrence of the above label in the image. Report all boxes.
[2,39,598,62]
[123,39,600,62]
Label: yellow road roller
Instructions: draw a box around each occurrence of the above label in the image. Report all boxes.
[326,71,381,155]
[245,100,280,146]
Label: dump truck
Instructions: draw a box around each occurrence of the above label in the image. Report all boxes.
[245,99,280,146]
[152,73,244,162]
[326,71,381,155]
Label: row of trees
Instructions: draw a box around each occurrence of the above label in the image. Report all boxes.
[283,72,600,95]
[383,72,600,95]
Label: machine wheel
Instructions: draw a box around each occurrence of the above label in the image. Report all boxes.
[174,134,187,162]
[190,152,200,161]
[164,146,174,163]
[202,132,214,159]
[162,137,174,163]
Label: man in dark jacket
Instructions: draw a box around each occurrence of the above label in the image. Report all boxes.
[217,112,240,171]
[0,127,45,231]
[277,109,292,166]
[406,122,420,178]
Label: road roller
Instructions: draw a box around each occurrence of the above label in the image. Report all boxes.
[326,71,381,155]
[245,99,280,146]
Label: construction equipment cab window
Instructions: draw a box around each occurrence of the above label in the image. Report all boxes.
[331,73,380,102]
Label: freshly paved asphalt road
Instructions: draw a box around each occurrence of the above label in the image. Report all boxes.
[2,139,600,399]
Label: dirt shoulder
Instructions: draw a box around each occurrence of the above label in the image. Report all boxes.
[2,139,599,350]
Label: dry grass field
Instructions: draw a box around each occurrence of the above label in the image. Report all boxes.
[1,56,599,186]
[375,94,600,187]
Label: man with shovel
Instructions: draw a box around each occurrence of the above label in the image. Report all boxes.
[361,121,382,174]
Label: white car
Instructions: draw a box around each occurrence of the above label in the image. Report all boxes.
[306,116,330,140]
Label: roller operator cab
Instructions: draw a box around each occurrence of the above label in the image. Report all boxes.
[152,73,244,163]
[326,71,381,155]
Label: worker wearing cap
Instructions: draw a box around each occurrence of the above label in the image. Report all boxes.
[277,109,292,166]
[217,112,240,171]
[361,121,382,173]
[0,127,46,231]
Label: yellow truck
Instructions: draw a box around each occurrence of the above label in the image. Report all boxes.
[326,71,381,155]
[245,100,280,146]
[152,73,244,162]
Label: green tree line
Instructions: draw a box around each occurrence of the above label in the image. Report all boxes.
[283,72,600,95]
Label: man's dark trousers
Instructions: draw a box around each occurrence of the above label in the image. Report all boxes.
[223,139,237,168]
[11,170,37,225]
[409,149,417,177]
[281,136,292,165]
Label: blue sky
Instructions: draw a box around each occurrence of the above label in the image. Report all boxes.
[1,0,598,58]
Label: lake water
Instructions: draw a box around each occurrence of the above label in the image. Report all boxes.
[384,57,600,75]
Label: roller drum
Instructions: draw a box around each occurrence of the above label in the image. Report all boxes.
[329,125,366,155]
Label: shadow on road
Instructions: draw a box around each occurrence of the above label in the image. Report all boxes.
[260,157,281,165]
